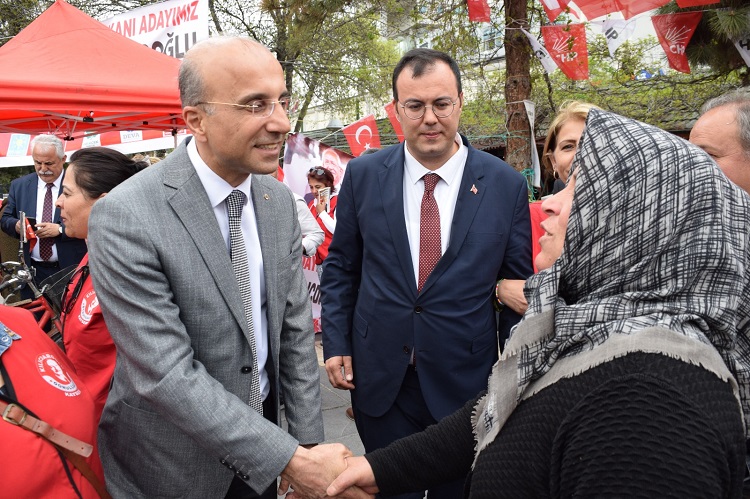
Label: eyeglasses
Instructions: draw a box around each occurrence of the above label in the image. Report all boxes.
[61,265,90,317]
[308,168,327,176]
[399,98,458,120]
[196,97,294,118]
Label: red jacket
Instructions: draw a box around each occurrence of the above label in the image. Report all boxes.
[63,254,114,424]
[0,306,103,498]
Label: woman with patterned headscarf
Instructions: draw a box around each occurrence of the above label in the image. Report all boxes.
[327,109,750,498]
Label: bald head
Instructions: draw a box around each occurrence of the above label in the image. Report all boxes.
[179,37,276,109]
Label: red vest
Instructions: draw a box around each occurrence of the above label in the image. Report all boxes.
[309,195,338,265]
[0,306,102,498]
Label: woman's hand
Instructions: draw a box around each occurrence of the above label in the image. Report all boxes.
[497,279,528,315]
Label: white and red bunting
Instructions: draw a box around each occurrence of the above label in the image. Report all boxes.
[522,28,558,74]
[342,114,382,157]
[652,12,703,74]
[593,18,637,58]
[542,23,589,80]
[540,0,573,23]
[676,0,719,7]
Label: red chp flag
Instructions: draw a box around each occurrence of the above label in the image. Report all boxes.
[467,0,491,22]
[540,0,572,23]
[542,23,589,80]
[652,12,702,74]
[342,115,381,157]
[385,101,405,143]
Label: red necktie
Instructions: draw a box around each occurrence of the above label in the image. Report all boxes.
[39,183,54,261]
[418,173,441,292]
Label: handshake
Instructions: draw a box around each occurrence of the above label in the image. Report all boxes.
[278,443,377,499]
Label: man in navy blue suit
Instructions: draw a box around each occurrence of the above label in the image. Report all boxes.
[1,135,86,297]
[321,48,533,498]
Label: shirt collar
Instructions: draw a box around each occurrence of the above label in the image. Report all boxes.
[187,137,253,208]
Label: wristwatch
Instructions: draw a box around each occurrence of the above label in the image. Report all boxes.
[58,225,63,235]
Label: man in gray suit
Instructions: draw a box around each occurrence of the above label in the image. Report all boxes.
[88,37,353,498]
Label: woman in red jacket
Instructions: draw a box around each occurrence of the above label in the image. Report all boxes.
[0,305,105,498]
[55,147,147,424]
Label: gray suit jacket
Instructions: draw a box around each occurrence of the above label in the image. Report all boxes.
[88,140,323,498]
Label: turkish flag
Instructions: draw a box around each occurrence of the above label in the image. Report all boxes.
[467,0,491,22]
[384,101,405,143]
[540,0,572,23]
[542,24,589,80]
[342,115,381,157]
[676,0,719,6]
[652,12,702,74]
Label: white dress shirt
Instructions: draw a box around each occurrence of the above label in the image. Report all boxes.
[403,134,468,285]
[187,139,269,400]
[293,193,324,256]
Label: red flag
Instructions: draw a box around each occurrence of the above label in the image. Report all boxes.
[676,0,719,6]
[467,0,491,22]
[652,12,702,74]
[542,24,589,80]
[342,115,381,157]
[574,0,619,20]
[540,0,572,23]
[24,219,37,252]
[384,101,405,143]
[618,0,670,19]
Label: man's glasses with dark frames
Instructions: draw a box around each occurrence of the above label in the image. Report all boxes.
[399,98,458,120]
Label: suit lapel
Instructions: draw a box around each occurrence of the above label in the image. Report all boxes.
[164,145,247,336]
[419,140,485,295]
[379,146,418,295]
[250,175,278,355]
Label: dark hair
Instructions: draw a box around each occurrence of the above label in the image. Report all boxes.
[307,166,336,191]
[68,147,148,199]
[392,48,462,102]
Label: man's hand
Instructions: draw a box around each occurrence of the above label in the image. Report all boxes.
[325,356,355,390]
[34,222,60,239]
[279,444,371,499]
[496,278,528,315]
[14,220,20,235]
[327,456,379,497]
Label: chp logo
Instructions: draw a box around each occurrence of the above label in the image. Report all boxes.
[78,290,98,326]
[37,353,81,396]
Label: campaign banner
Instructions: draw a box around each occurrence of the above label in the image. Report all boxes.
[540,0,572,23]
[542,23,589,80]
[385,101,405,143]
[342,115,382,157]
[102,0,209,58]
[283,133,353,332]
[734,34,750,68]
[652,12,702,74]
[523,100,541,188]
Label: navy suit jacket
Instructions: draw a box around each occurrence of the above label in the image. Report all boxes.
[321,137,533,420]
[0,171,87,270]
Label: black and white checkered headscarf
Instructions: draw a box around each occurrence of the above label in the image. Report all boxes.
[475,109,750,456]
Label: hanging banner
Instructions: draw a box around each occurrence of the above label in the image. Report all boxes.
[542,23,589,80]
[467,0,491,22]
[734,35,750,68]
[523,100,541,188]
[282,134,353,333]
[342,115,382,157]
[102,0,209,58]
[652,12,703,74]
[594,18,637,58]
[540,0,572,23]
[385,101,405,142]
[574,0,620,21]
[676,0,719,6]
[521,28,557,74]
